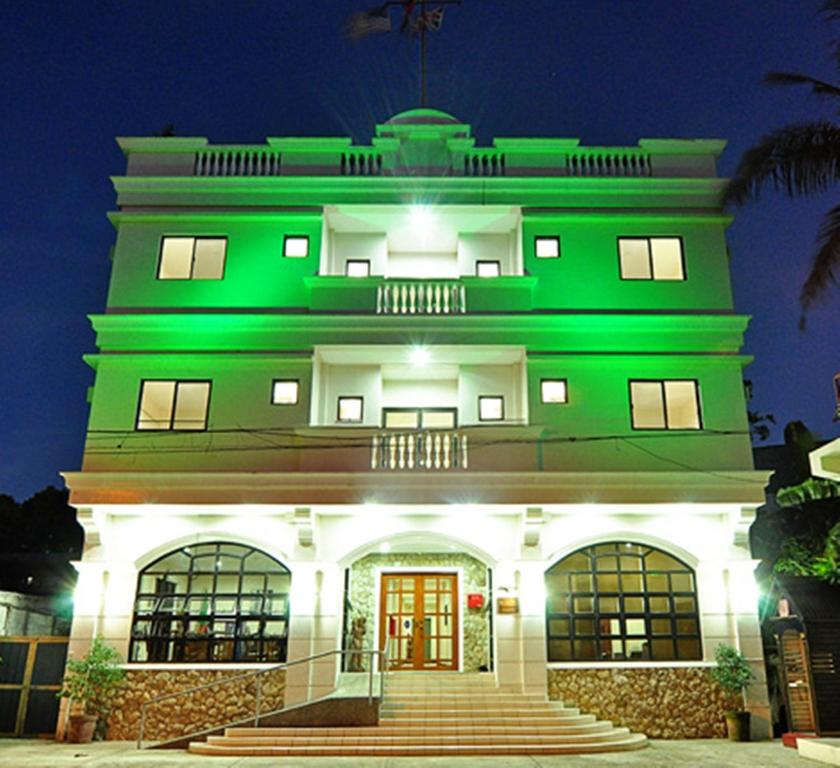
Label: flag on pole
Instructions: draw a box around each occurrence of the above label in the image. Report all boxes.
[425,7,445,31]
[344,4,392,39]
[400,0,418,32]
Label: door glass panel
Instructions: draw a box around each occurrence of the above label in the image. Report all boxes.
[438,638,452,661]
[422,411,456,429]
[385,411,419,429]
[424,578,437,590]
[401,578,414,590]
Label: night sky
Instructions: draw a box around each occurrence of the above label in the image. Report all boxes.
[1,1,838,501]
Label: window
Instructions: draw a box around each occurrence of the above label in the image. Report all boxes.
[478,395,504,422]
[476,260,501,278]
[535,236,560,259]
[157,237,226,280]
[383,408,457,429]
[618,237,684,280]
[629,380,701,430]
[129,542,291,663]
[136,380,210,431]
[337,396,363,423]
[283,235,309,258]
[346,259,371,278]
[545,542,701,662]
[541,379,568,404]
[271,380,299,405]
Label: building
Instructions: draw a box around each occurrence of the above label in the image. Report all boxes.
[62,108,771,742]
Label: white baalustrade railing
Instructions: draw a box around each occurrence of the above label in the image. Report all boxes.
[376,281,466,315]
[371,431,468,471]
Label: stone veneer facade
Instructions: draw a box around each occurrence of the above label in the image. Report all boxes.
[107,668,285,742]
[547,667,740,738]
[348,552,490,672]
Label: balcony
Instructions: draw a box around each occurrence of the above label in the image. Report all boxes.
[371,430,468,470]
[376,281,466,315]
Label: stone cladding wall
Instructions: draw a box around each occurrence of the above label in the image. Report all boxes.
[107,667,285,742]
[349,552,490,671]
[547,667,740,738]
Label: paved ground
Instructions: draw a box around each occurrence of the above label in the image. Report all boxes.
[0,739,817,767]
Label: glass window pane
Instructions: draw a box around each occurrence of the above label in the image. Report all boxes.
[600,637,624,659]
[626,639,649,659]
[677,638,702,659]
[651,618,671,635]
[630,381,665,428]
[573,596,594,613]
[650,238,684,280]
[173,383,210,430]
[596,573,619,591]
[674,596,696,614]
[621,572,645,592]
[152,551,191,572]
[535,236,560,258]
[649,596,670,613]
[665,381,700,429]
[548,639,572,661]
[338,397,363,423]
[284,236,309,258]
[625,618,646,636]
[421,410,456,429]
[541,379,567,404]
[574,639,597,660]
[346,260,370,277]
[575,618,596,635]
[619,239,651,279]
[266,573,291,593]
[479,396,504,421]
[272,381,299,405]
[476,260,501,277]
[548,618,570,636]
[647,573,669,591]
[646,550,683,570]
[137,381,175,430]
[159,237,193,279]
[671,572,694,592]
[623,596,644,613]
[193,238,226,279]
[547,592,569,613]
[571,573,593,592]
[385,411,419,429]
[595,556,619,572]
[676,618,699,635]
[651,638,676,660]
[598,596,619,613]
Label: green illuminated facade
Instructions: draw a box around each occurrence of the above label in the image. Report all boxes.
[63,109,771,741]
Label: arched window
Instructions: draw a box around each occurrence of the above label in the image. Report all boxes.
[130,542,291,663]
[545,542,701,662]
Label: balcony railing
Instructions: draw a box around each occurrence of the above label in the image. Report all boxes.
[194,149,282,176]
[376,281,466,315]
[567,149,652,177]
[371,431,468,471]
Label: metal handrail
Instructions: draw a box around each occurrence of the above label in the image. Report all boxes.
[137,644,386,749]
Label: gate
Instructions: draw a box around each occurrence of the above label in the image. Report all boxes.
[0,636,69,736]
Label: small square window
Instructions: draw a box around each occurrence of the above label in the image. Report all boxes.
[476,260,501,278]
[541,379,568,404]
[478,395,504,422]
[618,237,685,281]
[158,237,226,280]
[137,380,210,431]
[337,396,363,423]
[271,380,299,405]
[346,260,370,278]
[283,235,309,258]
[535,236,560,259]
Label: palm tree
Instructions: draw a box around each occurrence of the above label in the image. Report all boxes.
[724,1,840,327]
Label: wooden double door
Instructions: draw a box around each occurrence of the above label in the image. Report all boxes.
[379,572,458,670]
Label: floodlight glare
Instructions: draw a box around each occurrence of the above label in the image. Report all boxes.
[409,347,430,367]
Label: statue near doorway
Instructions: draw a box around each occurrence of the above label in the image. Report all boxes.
[347,615,367,672]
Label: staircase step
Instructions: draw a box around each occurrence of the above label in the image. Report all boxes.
[189,734,648,756]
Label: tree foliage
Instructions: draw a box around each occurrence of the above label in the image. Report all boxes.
[710,644,756,710]
[58,637,126,717]
[723,2,840,325]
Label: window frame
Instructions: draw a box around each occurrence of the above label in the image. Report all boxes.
[283,235,310,259]
[545,541,702,663]
[270,379,300,406]
[128,541,291,664]
[540,378,569,404]
[617,236,686,281]
[478,395,505,422]
[382,407,458,429]
[135,379,212,432]
[535,235,561,259]
[156,236,228,281]
[345,259,371,278]
[628,378,702,431]
[475,260,502,278]
[337,396,364,424]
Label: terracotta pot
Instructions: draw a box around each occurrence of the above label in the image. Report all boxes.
[725,710,751,742]
[67,714,97,744]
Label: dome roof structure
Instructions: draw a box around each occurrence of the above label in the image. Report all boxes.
[385,108,462,126]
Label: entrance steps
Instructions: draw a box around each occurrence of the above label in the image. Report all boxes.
[188,671,647,756]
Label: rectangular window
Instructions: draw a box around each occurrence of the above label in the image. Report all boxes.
[618,237,685,280]
[383,408,457,429]
[283,235,309,258]
[137,380,210,431]
[271,380,299,405]
[478,395,505,422]
[345,259,371,277]
[158,237,226,280]
[629,380,701,430]
[337,396,363,423]
[541,379,568,404]
[476,260,501,278]
[535,236,560,259]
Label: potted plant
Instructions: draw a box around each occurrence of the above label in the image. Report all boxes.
[710,643,756,741]
[58,637,126,743]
